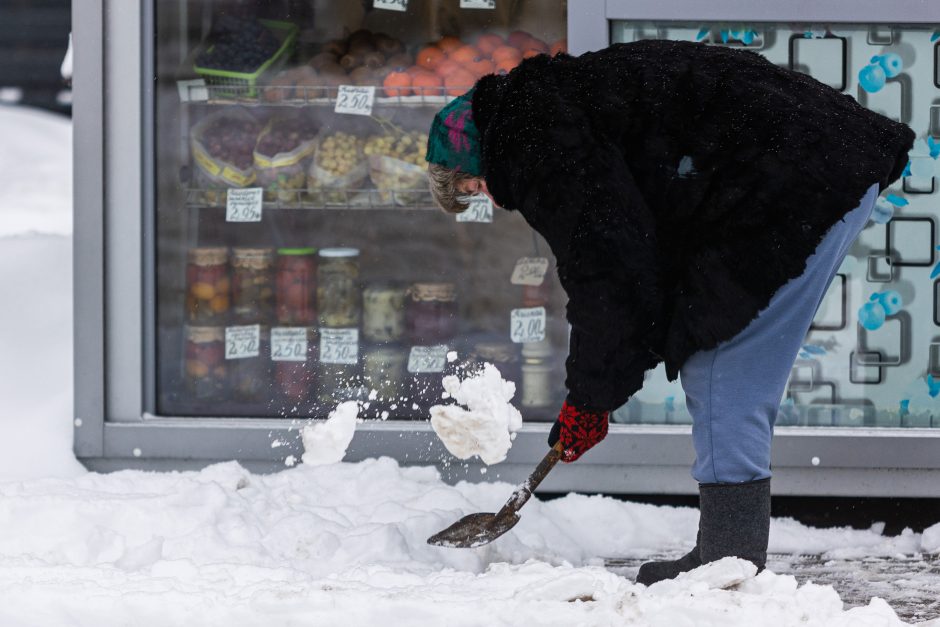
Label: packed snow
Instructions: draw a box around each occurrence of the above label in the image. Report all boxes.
[430,363,523,465]
[1,104,939,624]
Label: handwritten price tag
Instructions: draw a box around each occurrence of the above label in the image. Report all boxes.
[226,188,263,222]
[334,85,375,116]
[407,345,449,373]
[271,327,307,362]
[456,195,493,223]
[510,257,549,286]
[510,307,546,343]
[373,0,407,10]
[320,328,359,365]
[225,325,261,359]
[460,0,495,8]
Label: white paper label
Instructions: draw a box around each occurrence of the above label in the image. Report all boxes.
[225,325,261,359]
[373,0,407,10]
[408,345,449,373]
[319,328,359,365]
[177,78,208,102]
[456,195,493,223]
[226,188,263,222]
[510,257,550,286]
[460,0,495,8]
[334,85,376,116]
[510,307,546,343]
[271,327,308,362]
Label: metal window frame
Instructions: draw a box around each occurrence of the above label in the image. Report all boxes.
[74,0,940,497]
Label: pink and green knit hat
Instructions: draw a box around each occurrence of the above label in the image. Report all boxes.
[425,88,482,176]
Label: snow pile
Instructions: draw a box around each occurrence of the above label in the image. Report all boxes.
[430,363,523,465]
[922,521,940,554]
[300,400,359,466]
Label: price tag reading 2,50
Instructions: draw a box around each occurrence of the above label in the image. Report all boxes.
[271,327,307,362]
[226,188,263,222]
[334,85,375,116]
[408,345,449,373]
[373,0,407,10]
[225,325,261,359]
[510,307,546,343]
[456,194,493,223]
[319,328,359,365]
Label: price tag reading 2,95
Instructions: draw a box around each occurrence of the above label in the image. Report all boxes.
[271,327,307,362]
[226,187,263,222]
[373,0,407,10]
[334,85,375,116]
[408,345,449,373]
[320,328,359,365]
[456,194,494,223]
[225,325,261,359]
[510,307,546,343]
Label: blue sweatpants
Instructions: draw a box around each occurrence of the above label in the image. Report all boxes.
[680,183,879,484]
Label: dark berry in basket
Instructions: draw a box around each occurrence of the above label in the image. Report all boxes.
[197,16,282,73]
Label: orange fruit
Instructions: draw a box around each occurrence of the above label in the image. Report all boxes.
[449,45,480,65]
[444,68,476,96]
[494,58,518,74]
[406,64,424,75]
[475,33,504,56]
[416,46,446,71]
[550,38,567,56]
[491,45,522,64]
[436,36,463,54]
[434,58,463,78]
[526,37,549,53]
[465,56,495,78]
[507,30,532,49]
[383,70,412,97]
[522,48,543,59]
[411,71,443,96]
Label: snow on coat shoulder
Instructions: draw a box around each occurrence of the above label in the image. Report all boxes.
[301,401,359,465]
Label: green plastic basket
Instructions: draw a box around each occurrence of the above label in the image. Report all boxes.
[193,19,299,99]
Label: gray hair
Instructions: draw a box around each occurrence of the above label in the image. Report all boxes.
[427,163,477,214]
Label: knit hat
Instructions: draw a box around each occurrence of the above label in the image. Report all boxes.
[425,88,482,176]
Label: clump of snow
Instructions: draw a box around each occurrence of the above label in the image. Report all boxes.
[922,521,940,554]
[429,363,522,465]
[300,401,359,466]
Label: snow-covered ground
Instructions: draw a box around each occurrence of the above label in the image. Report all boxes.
[1,103,939,625]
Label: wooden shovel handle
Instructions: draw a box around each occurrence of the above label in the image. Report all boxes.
[495,442,564,518]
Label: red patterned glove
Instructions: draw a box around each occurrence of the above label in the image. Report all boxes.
[547,401,610,463]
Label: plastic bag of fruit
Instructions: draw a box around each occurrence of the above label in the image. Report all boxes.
[306,130,369,205]
[253,112,319,205]
[190,108,260,205]
[365,129,429,206]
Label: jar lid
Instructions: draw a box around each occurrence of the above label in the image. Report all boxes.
[187,326,224,343]
[472,342,518,364]
[188,247,228,266]
[410,282,456,302]
[363,281,406,295]
[277,247,317,256]
[319,247,360,258]
[232,248,274,268]
[521,338,553,359]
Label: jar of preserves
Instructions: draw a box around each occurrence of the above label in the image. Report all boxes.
[317,362,361,404]
[184,325,226,400]
[318,248,361,328]
[406,282,457,344]
[186,247,230,324]
[229,326,272,403]
[232,248,274,323]
[362,282,406,342]
[275,248,317,325]
[363,345,407,400]
[470,341,521,388]
[274,326,318,404]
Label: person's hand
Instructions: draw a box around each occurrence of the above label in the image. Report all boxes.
[547,401,610,463]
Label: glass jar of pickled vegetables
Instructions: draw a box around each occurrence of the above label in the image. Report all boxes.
[406,282,457,344]
[184,325,225,400]
[275,248,317,325]
[318,248,361,328]
[229,326,272,403]
[186,247,230,324]
[232,248,274,323]
[362,282,406,343]
[362,345,407,400]
[274,326,318,404]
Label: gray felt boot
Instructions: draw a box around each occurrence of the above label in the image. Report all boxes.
[634,534,702,585]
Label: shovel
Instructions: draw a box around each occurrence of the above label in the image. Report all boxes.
[427,442,564,548]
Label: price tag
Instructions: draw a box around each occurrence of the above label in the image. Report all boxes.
[460,0,496,8]
[334,85,376,116]
[320,328,359,365]
[510,257,549,286]
[373,0,407,10]
[510,307,546,343]
[456,195,494,223]
[177,78,208,102]
[226,188,263,222]
[225,325,261,359]
[408,345,449,373]
[271,327,308,362]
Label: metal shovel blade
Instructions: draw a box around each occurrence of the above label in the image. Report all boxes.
[426,511,522,548]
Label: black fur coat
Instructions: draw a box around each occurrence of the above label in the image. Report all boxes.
[471,40,914,411]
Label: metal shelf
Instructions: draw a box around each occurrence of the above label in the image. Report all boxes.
[184,188,438,211]
[180,81,467,108]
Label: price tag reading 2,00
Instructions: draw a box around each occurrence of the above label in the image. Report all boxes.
[226,187,263,222]
[334,85,375,116]
[510,307,546,343]
[407,345,449,373]
[271,327,307,362]
[319,328,359,365]
[456,194,493,223]
[225,324,261,359]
